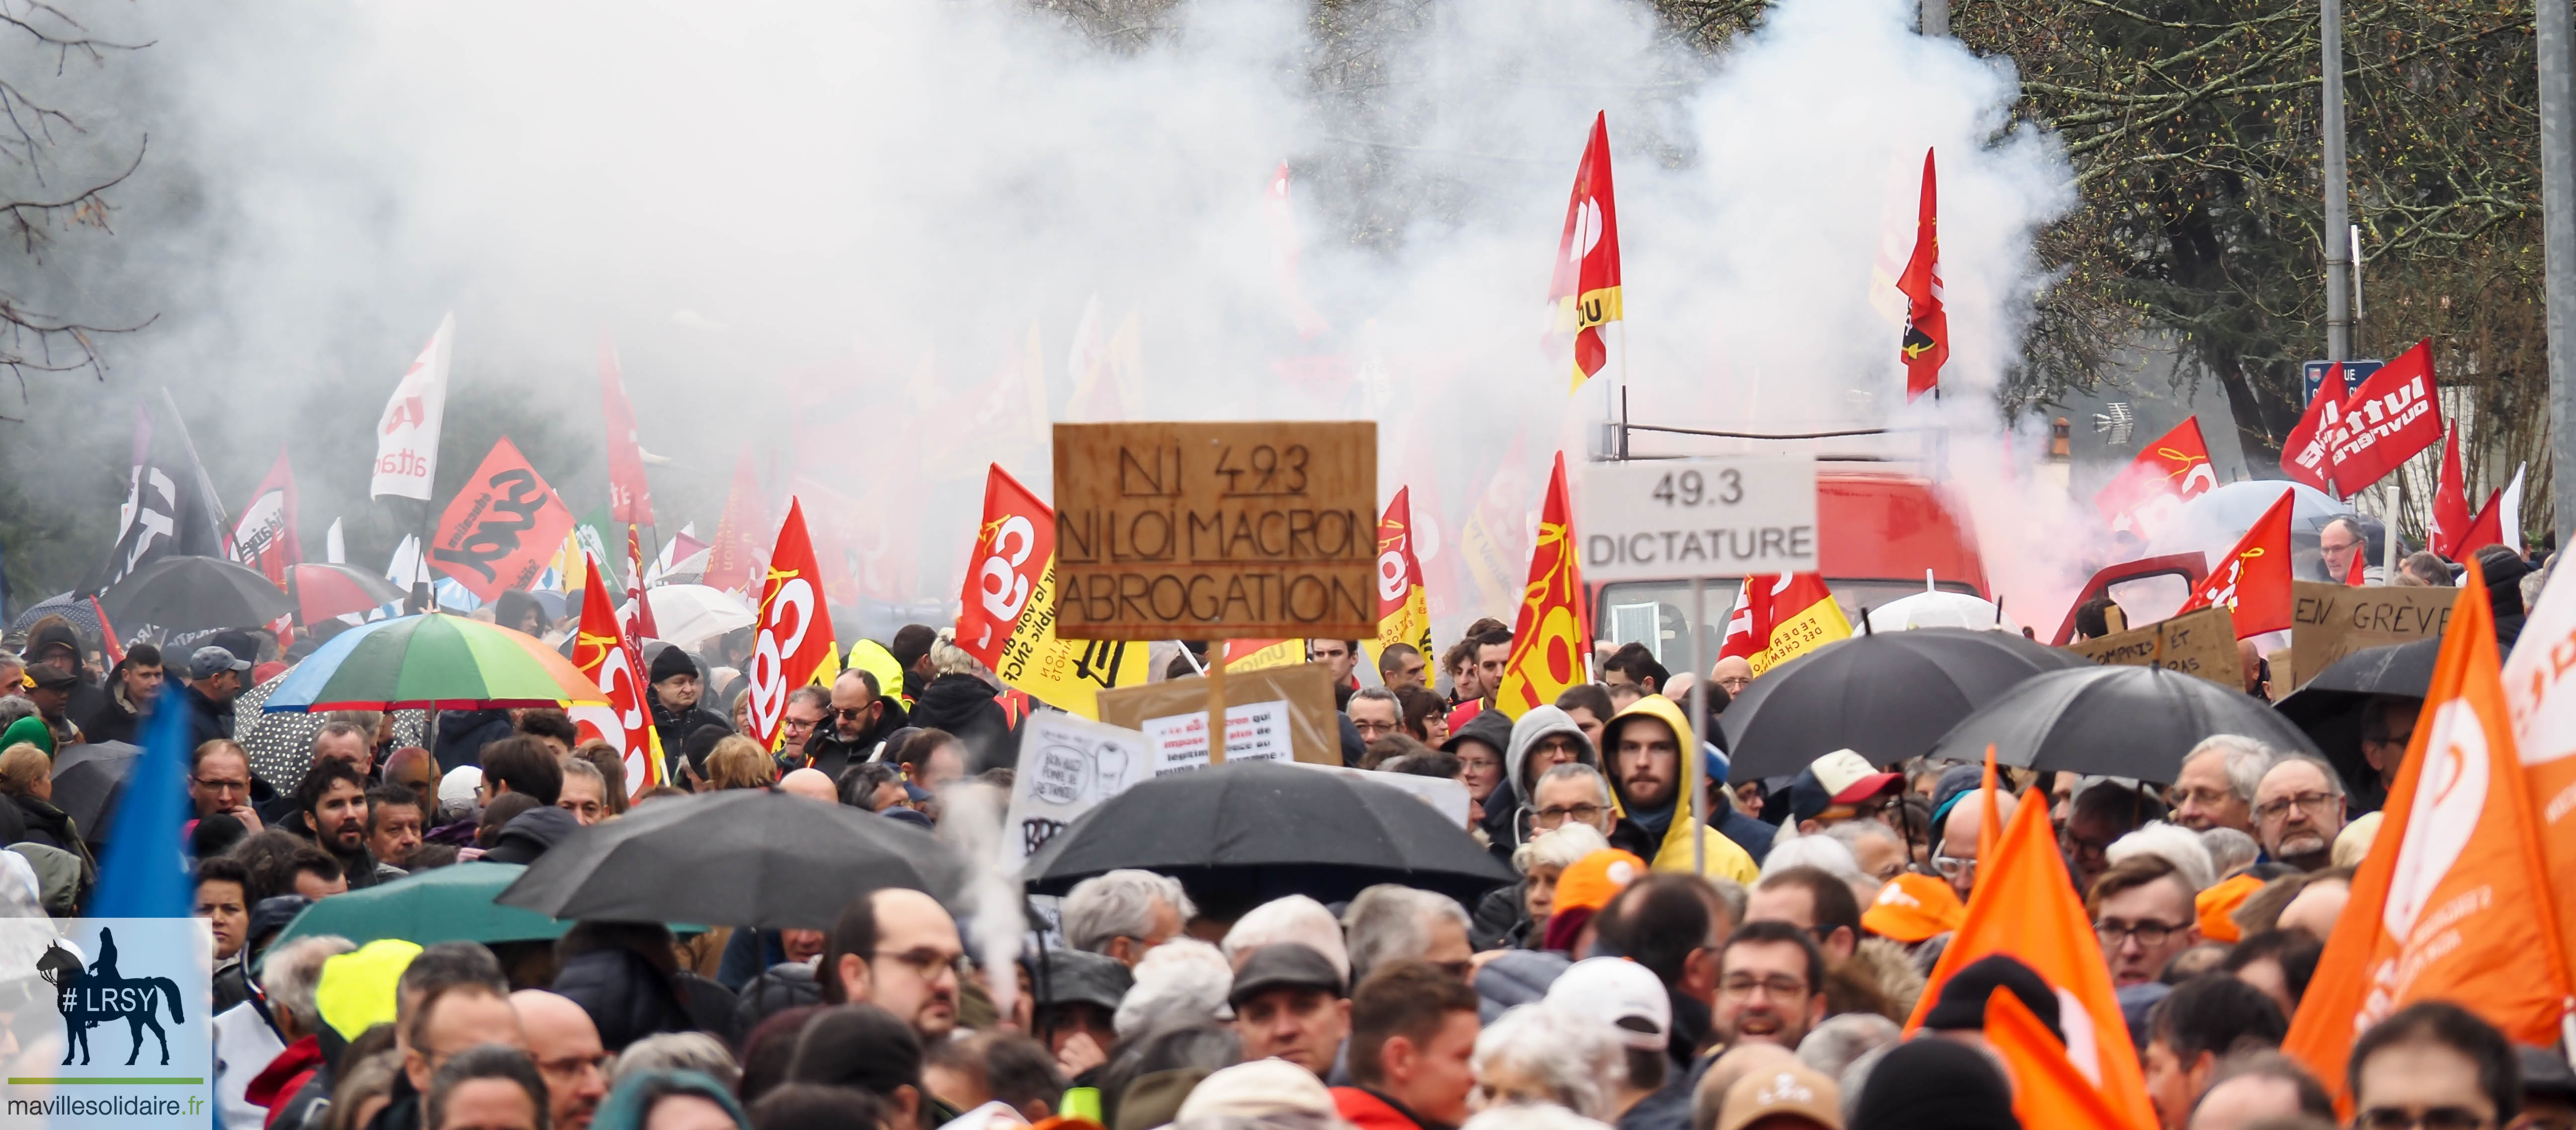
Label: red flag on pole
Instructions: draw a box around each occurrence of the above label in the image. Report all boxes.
[599,338,657,526]
[2093,417,2219,540]
[1896,148,1948,401]
[745,499,841,750]
[2177,488,2296,636]
[955,465,1055,671]
[570,554,665,800]
[1373,489,1434,660]
[704,449,771,595]
[625,524,660,641]
[231,445,303,588]
[427,438,576,604]
[2282,363,2352,495]
[2325,339,2444,493]
[2455,489,2506,559]
[1549,113,1622,393]
[2429,426,2471,558]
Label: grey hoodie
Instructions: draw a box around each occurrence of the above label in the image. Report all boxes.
[1487,705,1600,851]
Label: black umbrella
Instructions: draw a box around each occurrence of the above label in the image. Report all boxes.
[1021,760,1515,905]
[2275,637,2442,813]
[497,789,963,929]
[98,556,295,638]
[1927,665,2321,782]
[8,594,100,639]
[1717,628,2093,779]
[49,741,139,846]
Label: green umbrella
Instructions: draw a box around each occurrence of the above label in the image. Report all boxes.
[270,862,569,950]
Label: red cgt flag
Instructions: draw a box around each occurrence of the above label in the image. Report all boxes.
[2429,425,2471,558]
[955,464,1055,671]
[1896,148,1948,402]
[2281,363,2352,495]
[2177,488,2295,637]
[428,437,576,604]
[570,554,665,799]
[1549,113,1622,393]
[2325,339,2444,494]
[2285,564,2574,1102]
[1494,453,1590,718]
[599,338,657,526]
[2093,417,2219,540]
[624,524,660,641]
[1373,488,1434,660]
[745,499,840,750]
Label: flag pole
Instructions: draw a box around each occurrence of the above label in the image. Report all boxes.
[1688,575,1706,875]
[1617,324,1631,459]
[1206,641,1228,766]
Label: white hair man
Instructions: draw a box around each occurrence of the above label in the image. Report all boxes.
[1222,894,1352,984]
[214,935,353,1130]
[1062,869,1196,968]
[1342,884,1474,985]
[2172,736,2275,835]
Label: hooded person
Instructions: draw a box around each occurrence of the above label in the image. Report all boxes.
[433,708,518,773]
[908,635,1014,774]
[1594,695,1758,882]
[24,618,109,731]
[1453,708,1527,856]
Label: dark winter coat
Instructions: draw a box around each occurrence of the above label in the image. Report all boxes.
[908,673,1013,773]
[552,945,696,1052]
[648,697,729,771]
[6,793,93,873]
[802,698,908,781]
[170,680,234,752]
[433,709,517,772]
[73,684,142,745]
[479,805,580,865]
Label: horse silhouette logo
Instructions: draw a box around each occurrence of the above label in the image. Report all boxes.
[36,928,186,1066]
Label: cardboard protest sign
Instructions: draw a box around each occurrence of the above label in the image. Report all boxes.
[2289,580,2458,689]
[2064,605,2243,689]
[1000,712,1154,868]
[1051,422,1379,639]
[429,437,577,603]
[1096,663,1340,769]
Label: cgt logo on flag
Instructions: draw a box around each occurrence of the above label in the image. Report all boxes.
[4,918,214,1122]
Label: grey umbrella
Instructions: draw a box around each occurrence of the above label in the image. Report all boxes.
[1928,664,2320,782]
[48,741,139,847]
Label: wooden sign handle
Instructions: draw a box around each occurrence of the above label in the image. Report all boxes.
[1206,643,1228,766]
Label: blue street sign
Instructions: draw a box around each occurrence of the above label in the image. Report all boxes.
[2302,358,2382,405]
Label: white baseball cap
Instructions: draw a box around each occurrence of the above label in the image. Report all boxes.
[1543,956,1670,1050]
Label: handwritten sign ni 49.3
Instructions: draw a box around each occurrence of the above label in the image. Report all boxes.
[1051,422,1379,639]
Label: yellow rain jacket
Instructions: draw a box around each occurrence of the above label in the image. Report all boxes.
[1598,694,1758,883]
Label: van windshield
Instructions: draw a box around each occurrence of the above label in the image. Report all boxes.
[1595,577,1985,669]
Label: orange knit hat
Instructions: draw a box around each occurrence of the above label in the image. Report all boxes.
[2196,872,2265,943]
[1860,872,1966,943]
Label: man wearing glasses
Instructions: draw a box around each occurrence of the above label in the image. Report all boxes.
[2087,856,2201,988]
[510,990,609,1130]
[190,738,263,833]
[2348,1002,2521,1130]
[807,669,908,779]
[2251,756,2346,872]
[825,886,967,1043]
[1709,919,1829,1051]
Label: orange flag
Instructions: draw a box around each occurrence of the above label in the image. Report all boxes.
[1494,452,1589,718]
[1549,113,1622,393]
[1908,768,2159,1130]
[2176,488,2294,637]
[744,499,841,750]
[569,554,665,800]
[1988,989,2148,1130]
[2094,417,2219,540]
[2285,565,2574,1100]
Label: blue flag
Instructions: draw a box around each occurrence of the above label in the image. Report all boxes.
[89,688,194,916]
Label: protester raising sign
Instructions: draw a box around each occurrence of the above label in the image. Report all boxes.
[746,499,840,750]
[569,554,665,801]
[428,437,576,604]
[956,464,1147,719]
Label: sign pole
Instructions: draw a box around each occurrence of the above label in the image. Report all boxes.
[1687,576,1707,875]
[1206,641,1228,766]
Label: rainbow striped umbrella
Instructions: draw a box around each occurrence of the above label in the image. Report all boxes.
[263,612,605,713]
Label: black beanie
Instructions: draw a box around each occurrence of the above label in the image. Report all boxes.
[650,645,698,685]
[1921,953,2063,1042]
[1851,1038,2020,1130]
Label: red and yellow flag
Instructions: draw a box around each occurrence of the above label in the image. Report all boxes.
[745,499,840,750]
[2286,565,2574,1101]
[1896,147,1948,402]
[1549,113,1622,393]
[2176,488,2293,637]
[954,464,1147,718]
[2093,417,2219,540]
[569,554,665,800]
[1909,761,2159,1130]
[1494,453,1589,718]
[1226,639,1305,671]
[1718,573,1850,677]
[623,523,660,641]
[1372,488,1434,660]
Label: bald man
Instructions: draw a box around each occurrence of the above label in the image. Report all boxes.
[511,990,607,1130]
[780,768,837,803]
[384,747,440,800]
[1711,656,1754,699]
[1936,789,2020,903]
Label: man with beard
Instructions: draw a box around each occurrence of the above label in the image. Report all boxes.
[2251,757,2346,872]
[1709,920,1828,1052]
[78,643,163,745]
[292,760,401,888]
[645,646,727,775]
[1594,696,1755,880]
[805,668,907,779]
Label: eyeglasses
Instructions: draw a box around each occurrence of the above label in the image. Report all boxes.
[1719,974,1810,999]
[2173,785,2235,809]
[874,948,967,980]
[833,705,876,720]
[1353,719,1399,738]
[1932,855,1977,879]
[192,776,249,794]
[1532,803,1606,828]
[2094,919,2190,948]
[2255,791,2339,823]
[784,716,822,733]
[2355,1106,2493,1130]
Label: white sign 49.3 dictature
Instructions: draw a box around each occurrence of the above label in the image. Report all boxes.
[1572,455,1819,581]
